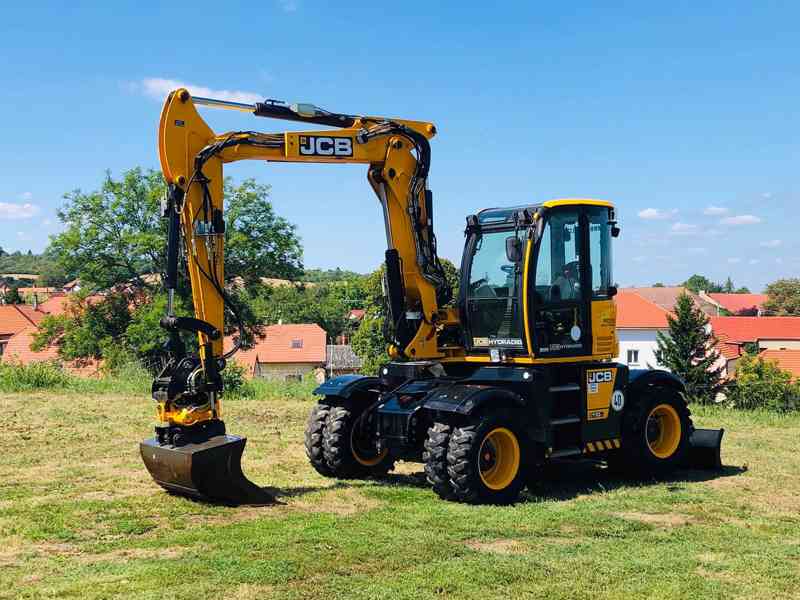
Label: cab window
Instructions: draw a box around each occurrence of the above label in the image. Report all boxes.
[588,206,613,298]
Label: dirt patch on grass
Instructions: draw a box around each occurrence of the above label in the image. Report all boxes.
[291,486,383,516]
[616,511,694,528]
[82,546,185,563]
[465,538,527,555]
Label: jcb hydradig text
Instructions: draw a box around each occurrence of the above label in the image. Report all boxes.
[141,89,724,506]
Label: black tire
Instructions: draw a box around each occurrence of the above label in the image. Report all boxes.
[447,415,527,505]
[323,401,394,478]
[304,402,334,477]
[423,422,455,500]
[613,386,693,476]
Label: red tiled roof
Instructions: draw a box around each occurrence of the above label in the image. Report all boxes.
[615,291,671,329]
[710,317,800,343]
[1,326,101,376]
[37,294,105,316]
[0,304,46,336]
[708,293,768,314]
[759,349,800,380]
[714,332,744,360]
[348,309,366,320]
[621,286,695,312]
[226,323,327,370]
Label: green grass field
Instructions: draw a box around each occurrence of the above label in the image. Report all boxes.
[1,390,798,599]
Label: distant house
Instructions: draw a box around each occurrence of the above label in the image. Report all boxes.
[758,349,800,380]
[1,325,101,377]
[227,323,327,382]
[614,290,670,369]
[326,344,362,377]
[348,309,366,322]
[701,292,769,316]
[0,304,45,358]
[63,279,82,293]
[710,316,800,377]
[18,287,57,305]
[622,286,718,316]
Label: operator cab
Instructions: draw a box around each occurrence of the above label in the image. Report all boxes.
[460,199,618,361]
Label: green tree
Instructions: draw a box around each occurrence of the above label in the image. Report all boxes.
[50,168,303,292]
[33,293,132,360]
[683,274,722,294]
[727,353,800,412]
[654,293,724,404]
[2,286,22,305]
[762,278,800,316]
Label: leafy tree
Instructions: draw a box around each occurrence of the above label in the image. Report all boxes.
[683,274,722,294]
[653,282,665,288]
[723,277,734,293]
[33,293,132,360]
[734,286,751,294]
[2,286,23,304]
[726,353,800,412]
[655,293,724,404]
[762,278,800,316]
[50,168,303,293]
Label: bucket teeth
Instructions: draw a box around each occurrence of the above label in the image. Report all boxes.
[140,434,275,505]
[686,428,725,470]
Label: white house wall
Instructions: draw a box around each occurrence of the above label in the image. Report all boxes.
[615,329,668,370]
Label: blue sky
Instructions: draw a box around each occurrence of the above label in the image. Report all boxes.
[1,1,798,291]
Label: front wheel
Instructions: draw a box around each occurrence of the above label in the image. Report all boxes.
[614,387,692,476]
[322,401,395,478]
[447,415,527,505]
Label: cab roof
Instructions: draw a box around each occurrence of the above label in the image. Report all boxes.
[476,198,614,225]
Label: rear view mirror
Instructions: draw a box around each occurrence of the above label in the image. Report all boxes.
[505,236,522,263]
[611,225,621,238]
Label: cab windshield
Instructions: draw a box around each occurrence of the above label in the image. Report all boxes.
[465,229,525,349]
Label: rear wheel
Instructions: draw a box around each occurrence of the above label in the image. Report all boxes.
[614,386,692,476]
[323,401,394,478]
[304,403,334,477]
[447,415,526,504]
[423,422,455,500]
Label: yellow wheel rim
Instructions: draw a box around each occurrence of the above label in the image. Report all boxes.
[478,427,521,490]
[646,404,682,459]
[350,423,388,467]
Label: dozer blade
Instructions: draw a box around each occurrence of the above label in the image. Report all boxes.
[140,435,275,505]
[686,428,725,470]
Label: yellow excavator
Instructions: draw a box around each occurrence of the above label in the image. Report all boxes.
[140,89,724,505]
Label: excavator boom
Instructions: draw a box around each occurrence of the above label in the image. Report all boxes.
[141,89,459,503]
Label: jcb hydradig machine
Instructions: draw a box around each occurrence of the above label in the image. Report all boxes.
[141,88,724,505]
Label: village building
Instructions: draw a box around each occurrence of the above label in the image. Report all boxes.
[613,290,670,369]
[227,323,328,382]
[709,316,800,377]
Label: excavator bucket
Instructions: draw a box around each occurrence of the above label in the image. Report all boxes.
[686,428,725,470]
[140,435,275,505]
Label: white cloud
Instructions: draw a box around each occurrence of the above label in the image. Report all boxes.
[638,208,676,220]
[762,192,773,199]
[760,239,782,248]
[703,205,728,216]
[688,247,707,255]
[277,0,298,11]
[721,214,761,226]
[138,78,262,104]
[727,258,741,264]
[670,222,698,235]
[0,202,40,219]
[748,259,760,265]
[19,191,32,201]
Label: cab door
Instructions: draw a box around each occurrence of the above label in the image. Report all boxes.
[527,208,593,358]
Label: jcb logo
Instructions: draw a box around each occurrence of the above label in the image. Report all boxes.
[299,136,353,157]
[588,370,613,383]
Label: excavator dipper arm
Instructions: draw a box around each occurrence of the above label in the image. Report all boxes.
[141,89,459,503]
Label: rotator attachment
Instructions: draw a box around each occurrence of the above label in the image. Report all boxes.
[139,183,274,505]
[686,428,725,470]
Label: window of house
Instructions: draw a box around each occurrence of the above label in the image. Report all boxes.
[291,339,303,349]
[627,349,640,365]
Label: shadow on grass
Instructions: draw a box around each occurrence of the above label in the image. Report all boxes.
[522,459,747,503]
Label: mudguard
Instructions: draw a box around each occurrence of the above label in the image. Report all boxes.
[313,375,379,399]
[423,384,525,416]
[627,369,687,395]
